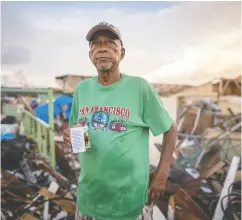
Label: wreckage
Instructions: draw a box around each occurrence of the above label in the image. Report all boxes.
[1,75,241,220]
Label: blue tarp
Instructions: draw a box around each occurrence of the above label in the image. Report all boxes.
[54,95,73,106]
[0,133,16,141]
[34,95,73,123]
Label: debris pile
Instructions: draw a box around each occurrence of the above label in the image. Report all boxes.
[1,131,77,219]
[1,93,79,219]
[1,77,241,219]
[154,98,241,220]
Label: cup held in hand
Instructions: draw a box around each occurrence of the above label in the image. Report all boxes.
[69,126,91,153]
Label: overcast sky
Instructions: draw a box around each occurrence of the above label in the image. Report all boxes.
[1,1,241,87]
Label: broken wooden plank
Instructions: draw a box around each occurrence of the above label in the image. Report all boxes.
[168,188,210,220]
[200,161,226,178]
[34,160,69,188]
[19,213,39,220]
[39,187,76,213]
[1,169,23,184]
[200,151,220,172]
[194,120,241,168]
[19,96,36,116]
[4,190,32,204]
[55,193,76,213]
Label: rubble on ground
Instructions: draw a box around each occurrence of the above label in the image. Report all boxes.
[1,132,77,219]
[1,104,78,219]
[154,98,241,219]
[1,87,241,220]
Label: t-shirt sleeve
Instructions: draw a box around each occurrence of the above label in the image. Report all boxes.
[69,89,79,128]
[142,79,174,136]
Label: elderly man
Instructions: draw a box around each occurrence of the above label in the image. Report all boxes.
[64,22,177,220]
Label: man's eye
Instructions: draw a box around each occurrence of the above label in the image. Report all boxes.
[107,40,116,46]
[91,41,99,47]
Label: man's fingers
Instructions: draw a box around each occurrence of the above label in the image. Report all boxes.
[64,129,70,137]
[66,143,72,152]
[63,128,71,142]
[63,133,70,140]
[147,188,161,205]
[151,191,156,201]
[63,131,71,147]
[147,189,155,205]
[63,124,81,138]
[63,124,84,152]
[63,138,72,151]
[63,137,71,144]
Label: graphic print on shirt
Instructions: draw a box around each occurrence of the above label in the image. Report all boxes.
[78,106,130,132]
[109,119,127,132]
[77,117,90,127]
[91,111,109,130]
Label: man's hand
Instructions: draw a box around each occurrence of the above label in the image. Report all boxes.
[63,124,81,151]
[147,171,168,205]
[147,123,177,204]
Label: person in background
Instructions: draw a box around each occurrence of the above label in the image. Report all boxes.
[64,22,177,220]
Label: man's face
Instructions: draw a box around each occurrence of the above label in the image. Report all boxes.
[89,30,124,72]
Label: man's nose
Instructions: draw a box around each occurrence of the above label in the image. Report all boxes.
[99,41,107,49]
[98,43,108,52]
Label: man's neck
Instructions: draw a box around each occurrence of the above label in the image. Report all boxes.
[98,69,121,86]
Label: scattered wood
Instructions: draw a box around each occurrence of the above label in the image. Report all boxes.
[200,161,226,178]
[2,85,241,219]
[168,188,210,220]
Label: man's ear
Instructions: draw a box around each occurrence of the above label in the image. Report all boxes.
[121,48,125,60]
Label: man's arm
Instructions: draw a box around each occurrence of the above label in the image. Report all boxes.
[148,122,177,204]
[140,78,177,204]
[156,122,177,178]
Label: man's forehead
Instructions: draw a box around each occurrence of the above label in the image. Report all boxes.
[90,30,119,41]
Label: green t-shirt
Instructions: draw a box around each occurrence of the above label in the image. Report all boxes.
[69,73,173,220]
